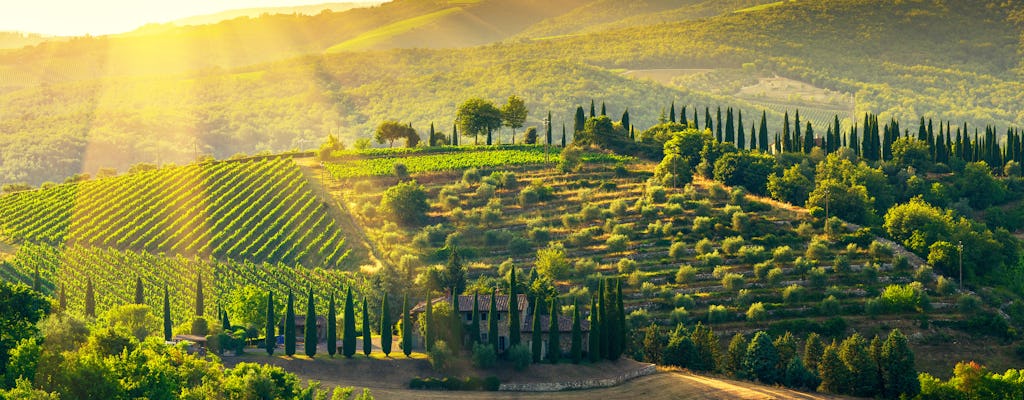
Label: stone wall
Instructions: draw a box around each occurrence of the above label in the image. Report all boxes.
[498,363,656,392]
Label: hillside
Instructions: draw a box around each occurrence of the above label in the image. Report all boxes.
[166,2,380,27]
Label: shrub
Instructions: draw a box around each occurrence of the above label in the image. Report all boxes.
[674,294,696,309]
[957,295,982,314]
[808,267,828,287]
[721,236,745,255]
[381,181,430,225]
[792,257,814,276]
[646,185,667,203]
[669,241,687,260]
[862,263,879,283]
[580,204,602,221]
[732,211,750,232]
[606,234,630,252]
[936,276,956,295]
[670,307,689,324]
[832,255,851,274]
[429,341,453,371]
[708,304,730,323]
[611,223,635,238]
[472,343,497,369]
[796,222,815,237]
[735,289,754,306]
[675,265,697,284]
[191,317,209,336]
[875,282,930,314]
[915,265,935,284]
[820,295,841,316]
[805,240,830,261]
[746,302,768,322]
[475,183,496,199]
[609,200,629,217]
[695,238,714,255]
[782,284,804,304]
[617,258,638,274]
[753,262,772,281]
[738,245,769,264]
[766,268,784,286]
[722,273,745,291]
[692,216,715,234]
[892,255,910,271]
[713,265,731,279]
[508,237,531,254]
[698,251,724,268]
[462,168,481,184]
[508,344,531,371]
[528,227,551,244]
[869,240,894,261]
[772,246,795,263]
[483,376,501,391]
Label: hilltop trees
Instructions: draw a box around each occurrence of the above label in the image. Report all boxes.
[457,98,502,145]
[502,95,528,143]
[375,121,418,148]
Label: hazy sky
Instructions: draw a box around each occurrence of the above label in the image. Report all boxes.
[1,1,379,36]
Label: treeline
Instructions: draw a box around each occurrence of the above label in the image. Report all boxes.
[635,323,920,398]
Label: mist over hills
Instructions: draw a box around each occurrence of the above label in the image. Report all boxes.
[0,0,1022,184]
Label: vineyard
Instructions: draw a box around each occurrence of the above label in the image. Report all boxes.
[0,157,349,267]
[324,146,631,178]
[0,244,352,321]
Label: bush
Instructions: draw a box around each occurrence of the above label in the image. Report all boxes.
[832,255,851,274]
[617,258,638,274]
[936,276,956,295]
[675,265,697,284]
[674,294,696,309]
[721,236,745,255]
[738,245,769,264]
[692,216,715,234]
[528,227,551,244]
[772,246,795,263]
[862,263,879,283]
[483,376,501,391]
[732,211,750,231]
[695,238,714,255]
[746,302,768,322]
[766,268,784,286]
[476,183,496,199]
[472,343,497,369]
[429,341,453,371]
[915,265,935,284]
[782,284,804,304]
[722,273,745,291]
[670,307,689,324]
[805,240,830,261]
[508,344,531,371]
[708,304,730,323]
[820,295,841,315]
[792,257,814,276]
[868,240,894,261]
[381,181,430,226]
[462,168,481,184]
[580,204,602,221]
[606,234,630,252]
[191,317,209,336]
[753,262,772,281]
[957,295,982,314]
[698,251,724,268]
[609,200,629,216]
[669,241,687,260]
[808,267,828,287]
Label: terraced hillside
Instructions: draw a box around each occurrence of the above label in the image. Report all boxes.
[318,146,1010,373]
[0,157,348,267]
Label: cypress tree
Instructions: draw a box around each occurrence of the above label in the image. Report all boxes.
[488,293,498,353]
[561,125,567,147]
[327,293,337,357]
[724,333,748,378]
[162,284,171,341]
[428,122,435,146]
[380,293,391,357]
[597,278,607,359]
[725,107,735,143]
[782,111,791,152]
[531,295,542,363]
[452,123,458,146]
[850,124,860,156]
[305,288,317,358]
[758,111,769,152]
[750,121,757,151]
[705,107,712,132]
[343,287,356,357]
[509,268,520,347]
[804,122,815,153]
[486,128,492,146]
[134,277,144,305]
[600,102,606,116]
[548,297,560,363]
[589,100,596,118]
[616,279,625,360]
[546,111,553,145]
[448,292,463,352]
[744,331,780,384]
[285,290,296,356]
[621,109,630,130]
[715,106,723,142]
[833,115,842,153]
[85,279,95,318]
[470,292,481,345]
[194,275,204,317]
[794,110,802,153]
[588,296,600,362]
[222,308,231,330]
[574,107,585,133]
[881,329,919,398]
[669,101,676,123]
[570,297,582,364]
[266,291,276,355]
[57,284,66,312]
[362,298,371,357]
[680,105,688,127]
[737,110,745,149]
[402,294,412,357]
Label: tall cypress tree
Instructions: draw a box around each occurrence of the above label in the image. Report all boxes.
[428,122,436,146]
[402,294,412,357]
[449,292,463,352]
[85,279,95,318]
[705,107,712,132]
[614,279,625,360]
[669,101,676,123]
[195,275,204,317]
[452,123,458,146]
[548,297,560,363]
[134,277,144,305]
[488,293,499,354]
[600,102,606,116]
[758,111,769,152]
[804,122,815,153]
[362,298,371,357]
[725,107,735,143]
[486,128,492,146]
[380,293,391,357]
[680,105,688,127]
[794,110,802,153]
[509,268,520,347]
[531,295,542,363]
[621,109,630,130]
[737,110,745,149]
[546,111,553,145]
[470,293,481,345]
[266,291,276,355]
[343,287,356,357]
[589,100,596,118]
[588,295,600,362]
[782,111,791,153]
[598,278,607,359]
[221,308,231,330]
[715,106,723,142]
[285,290,296,356]
[32,265,40,292]
[561,125,567,147]
[574,107,585,133]
[327,293,337,357]
[750,122,757,151]
[305,288,317,358]
[163,284,172,341]
[570,297,582,364]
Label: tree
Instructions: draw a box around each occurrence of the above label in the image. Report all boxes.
[374,120,417,148]
[324,293,336,357]
[588,296,600,363]
[266,291,276,355]
[804,332,824,372]
[768,164,814,205]
[713,152,777,196]
[380,293,391,357]
[85,279,95,318]
[100,304,159,342]
[225,285,276,332]
[724,333,748,377]
[502,95,528,143]
[574,107,586,133]
[162,285,172,341]
[570,297,582,364]
[689,322,719,372]
[380,180,429,226]
[134,277,144,305]
[509,268,521,348]
[488,293,499,354]
[441,246,466,300]
[343,287,356,358]
[535,242,571,280]
[305,288,317,357]
[881,329,919,398]
[840,333,877,397]
[818,341,850,394]
[744,331,780,384]
[195,275,204,317]
[469,293,480,345]
[362,298,371,357]
[402,294,412,357]
[0,282,50,378]
[598,279,607,359]
[531,295,542,363]
[456,98,502,145]
[614,279,625,361]
[524,127,538,144]
[589,100,596,118]
[285,290,296,356]
[546,111,553,145]
[548,297,560,364]
[621,109,630,131]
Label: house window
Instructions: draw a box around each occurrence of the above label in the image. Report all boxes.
[497,313,502,321]
[499,336,506,351]
[465,312,472,321]
[481,312,488,321]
